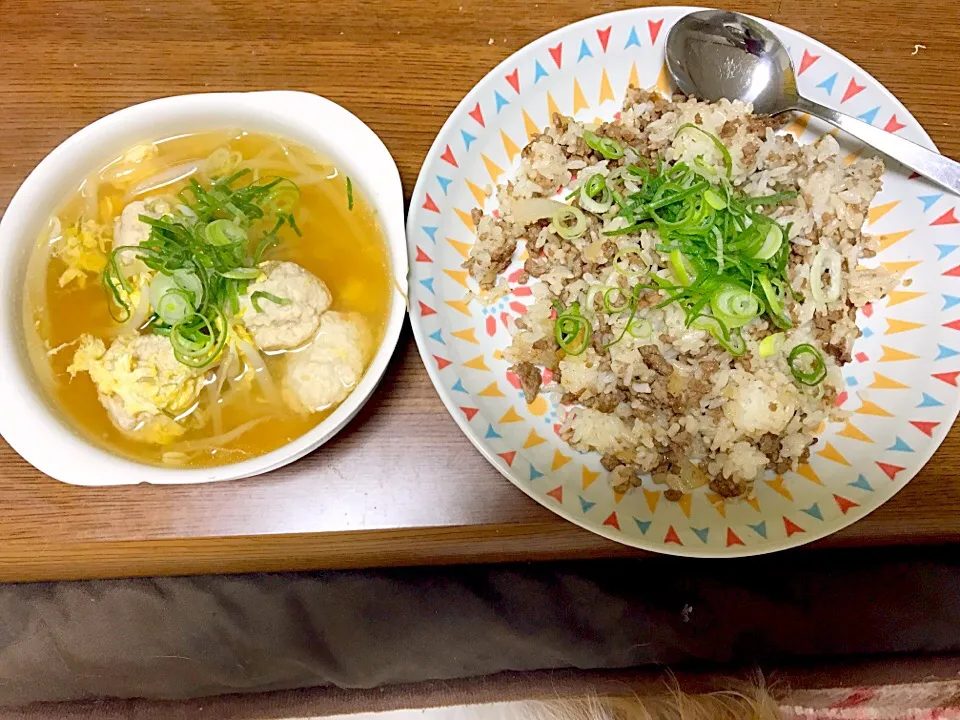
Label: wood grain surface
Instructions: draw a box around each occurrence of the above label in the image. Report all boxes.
[1,0,958,583]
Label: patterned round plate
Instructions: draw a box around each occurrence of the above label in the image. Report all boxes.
[406,7,960,556]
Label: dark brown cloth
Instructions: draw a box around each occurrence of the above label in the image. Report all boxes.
[2,548,959,705]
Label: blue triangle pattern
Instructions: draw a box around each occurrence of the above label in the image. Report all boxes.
[485,424,502,439]
[461,129,477,151]
[850,474,873,491]
[419,277,435,296]
[817,72,838,94]
[691,527,710,544]
[422,225,438,242]
[634,518,651,534]
[625,26,641,49]
[529,465,543,481]
[857,106,880,124]
[579,495,596,513]
[428,327,443,343]
[887,436,914,452]
[938,246,960,261]
[862,327,874,338]
[943,294,960,309]
[748,521,768,538]
[436,175,452,195]
[937,344,960,360]
[451,378,467,393]
[578,38,593,61]
[919,193,943,212]
[845,375,859,387]
[802,503,824,521]
[918,392,944,408]
[494,91,509,113]
[534,60,549,83]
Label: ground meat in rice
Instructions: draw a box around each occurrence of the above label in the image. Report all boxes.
[465,87,896,501]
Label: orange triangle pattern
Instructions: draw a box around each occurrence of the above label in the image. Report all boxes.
[765,476,793,501]
[445,299,472,317]
[598,68,615,104]
[546,92,561,121]
[795,463,822,485]
[523,429,546,448]
[868,373,908,390]
[656,62,672,95]
[627,61,640,90]
[481,154,505,184]
[745,496,761,513]
[885,318,925,334]
[879,345,920,362]
[446,237,472,259]
[572,79,589,114]
[881,260,921,274]
[885,290,925,307]
[452,327,478,344]
[500,130,521,162]
[837,421,874,443]
[677,493,692,518]
[704,493,727,518]
[522,109,541,141]
[643,488,660,513]
[816,442,851,466]
[499,407,523,423]
[443,269,470,289]
[867,200,900,225]
[856,400,893,417]
[582,467,599,490]
[877,230,913,251]
[478,381,504,398]
[462,354,488,371]
[466,179,488,206]
[551,450,572,470]
[454,208,475,231]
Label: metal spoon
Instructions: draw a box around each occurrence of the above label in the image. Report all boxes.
[665,9,960,194]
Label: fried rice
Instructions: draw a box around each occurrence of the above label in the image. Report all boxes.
[464,87,900,501]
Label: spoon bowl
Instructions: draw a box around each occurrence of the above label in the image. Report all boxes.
[665,9,960,194]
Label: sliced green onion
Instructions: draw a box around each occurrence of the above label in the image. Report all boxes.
[787,343,827,385]
[204,219,247,246]
[220,267,261,280]
[759,332,785,358]
[583,129,624,160]
[346,176,354,211]
[156,290,193,325]
[172,269,203,308]
[262,178,301,216]
[554,302,591,355]
[603,287,630,312]
[753,223,783,260]
[614,244,648,278]
[809,246,843,306]
[552,206,587,239]
[580,174,613,213]
[758,275,793,329]
[669,249,696,286]
[704,189,726,210]
[627,318,652,338]
[584,284,608,316]
[693,315,746,356]
[250,290,291,313]
[675,124,733,178]
[710,284,762,328]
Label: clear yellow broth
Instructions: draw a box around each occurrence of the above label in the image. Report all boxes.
[23,130,393,468]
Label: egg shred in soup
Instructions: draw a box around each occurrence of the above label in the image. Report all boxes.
[23,131,392,468]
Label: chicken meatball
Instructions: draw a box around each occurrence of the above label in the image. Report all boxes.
[238,261,332,351]
[282,312,372,413]
[68,332,205,444]
[113,197,173,252]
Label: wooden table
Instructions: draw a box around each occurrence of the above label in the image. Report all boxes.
[1,0,958,583]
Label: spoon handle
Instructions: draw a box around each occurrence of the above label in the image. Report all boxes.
[794,96,960,195]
